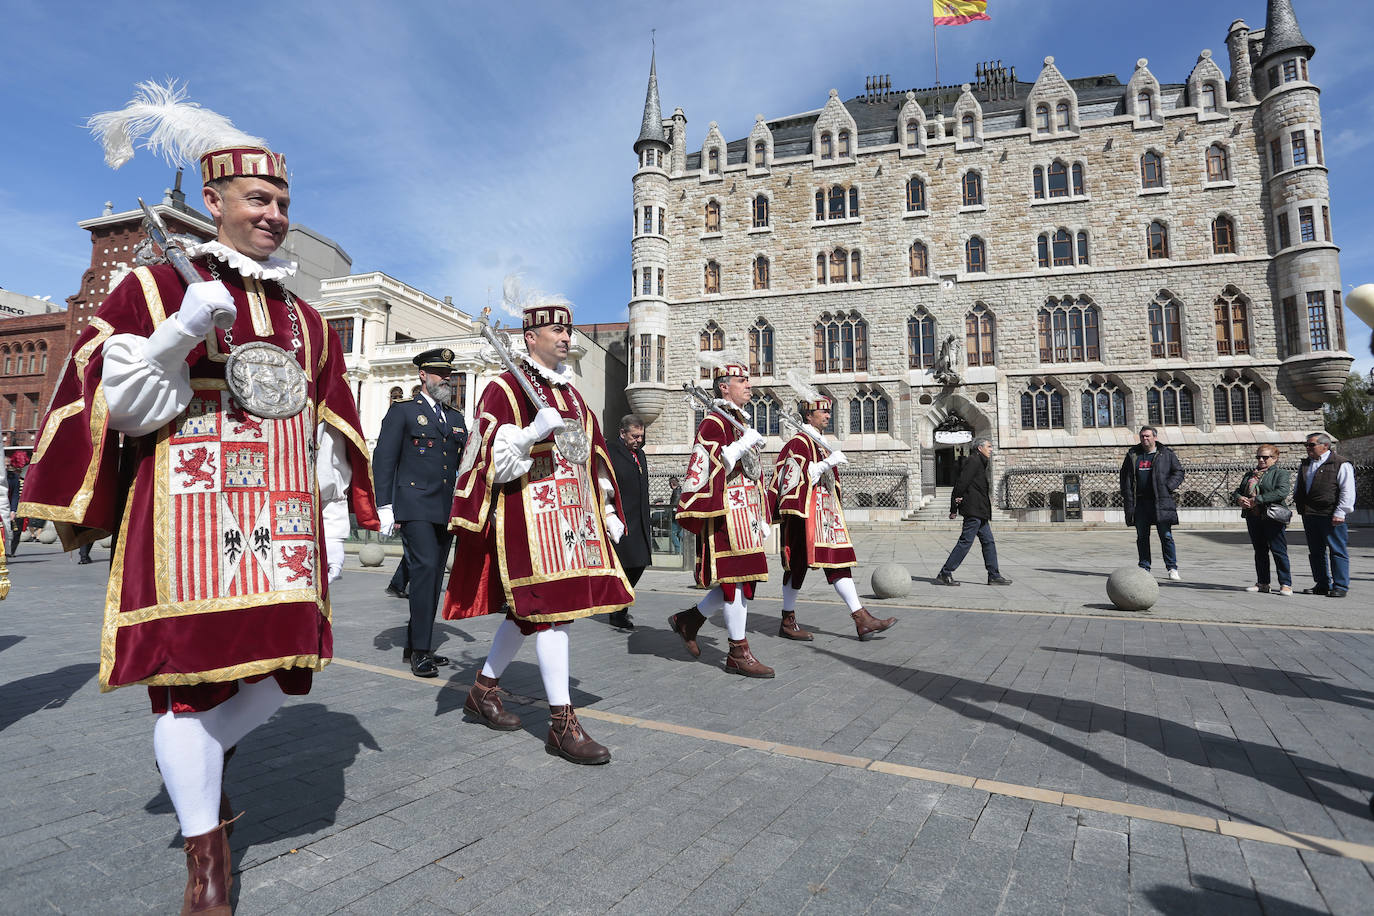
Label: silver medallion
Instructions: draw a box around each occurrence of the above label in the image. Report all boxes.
[224,341,308,419]
[740,448,762,482]
[555,426,591,465]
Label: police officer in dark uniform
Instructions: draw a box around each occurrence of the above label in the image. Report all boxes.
[373,348,468,677]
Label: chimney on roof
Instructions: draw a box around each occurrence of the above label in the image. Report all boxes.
[975,59,1017,101]
[863,74,894,104]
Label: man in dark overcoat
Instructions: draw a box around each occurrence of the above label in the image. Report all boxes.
[1119,425,1186,579]
[373,348,468,676]
[934,437,1013,586]
[606,414,651,629]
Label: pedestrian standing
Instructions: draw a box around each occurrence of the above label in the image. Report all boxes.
[372,348,468,677]
[1234,443,1292,595]
[607,415,651,629]
[1294,432,1355,598]
[934,437,1013,587]
[1119,426,1186,580]
[668,476,683,554]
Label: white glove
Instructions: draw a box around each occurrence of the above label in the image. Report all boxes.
[531,407,565,439]
[604,507,625,543]
[326,538,344,582]
[174,281,236,337]
[738,428,764,451]
[825,450,848,468]
[377,504,396,538]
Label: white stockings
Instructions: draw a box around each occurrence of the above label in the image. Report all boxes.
[480,618,571,707]
[153,677,286,837]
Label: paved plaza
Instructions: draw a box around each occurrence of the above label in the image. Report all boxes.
[2,524,1373,914]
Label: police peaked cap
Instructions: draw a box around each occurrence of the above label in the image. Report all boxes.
[413,348,455,371]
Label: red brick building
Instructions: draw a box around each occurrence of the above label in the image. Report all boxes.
[0,174,213,449]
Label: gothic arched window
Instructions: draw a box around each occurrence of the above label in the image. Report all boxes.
[814,310,868,374]
[966,303,995,367]
[908,308,936,369]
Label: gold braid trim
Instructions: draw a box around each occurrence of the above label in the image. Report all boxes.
[101,654,329,693]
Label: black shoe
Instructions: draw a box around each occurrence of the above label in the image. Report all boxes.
[1300,586,1329,596]
[607,609,635,630]
[402,648,449,666]
[987,575,1013,586]
[934,573,959,586]
[1327,588,1348,599]
[385,585,408,599]
[410,652,439,678]
[77,557,94,565]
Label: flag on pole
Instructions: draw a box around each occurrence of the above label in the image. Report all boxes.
[934,0,990,26]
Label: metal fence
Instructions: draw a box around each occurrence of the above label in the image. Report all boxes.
[647,470,909,510]
[1001,463,1374,511]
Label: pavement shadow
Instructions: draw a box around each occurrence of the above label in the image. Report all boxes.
[811,645,1374,823]
[1041,647,1374,710]
[0,663,97,732]
[145,703,380,851]
[373,622,476,657]
[1037,568,1110,578]
[1142,877,1329,914]
[0,635,24,654]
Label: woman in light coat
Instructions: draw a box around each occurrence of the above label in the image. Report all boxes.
[1234,443,1293,595]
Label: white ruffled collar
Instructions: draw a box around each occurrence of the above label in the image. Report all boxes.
[711,398,748,419]
[186,240,298,280]
[519,353,574,387]
[804,423,821,436]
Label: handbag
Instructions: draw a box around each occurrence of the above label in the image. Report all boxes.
[1266,503,1293,525]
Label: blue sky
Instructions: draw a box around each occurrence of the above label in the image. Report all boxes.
[1,0,1370,370]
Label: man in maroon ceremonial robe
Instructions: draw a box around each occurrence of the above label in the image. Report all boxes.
[444,287,633,764]
[17,83,377,915]
[768,393,896,641]
[670,357,774,677]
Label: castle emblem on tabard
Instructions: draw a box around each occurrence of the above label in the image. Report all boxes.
[225,341,308,419]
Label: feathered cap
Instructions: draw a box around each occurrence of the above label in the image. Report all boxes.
[86,80,288,185]
[699,349,749,383]
[501,275,573,331]
[787,368,831,413]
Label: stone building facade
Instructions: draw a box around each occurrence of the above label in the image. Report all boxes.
[624,0,1350,510]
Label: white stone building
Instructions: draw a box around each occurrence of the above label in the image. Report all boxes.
[624,0,1350,515]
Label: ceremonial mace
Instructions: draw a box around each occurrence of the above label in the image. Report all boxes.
[681,383,764,481]
[477,308,591,465]
[137,199,234,329]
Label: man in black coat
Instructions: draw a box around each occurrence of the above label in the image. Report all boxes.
[1119,425,1185,580]
[606,415,651,629]
[935,438,1012,587]
[372,348,468,676]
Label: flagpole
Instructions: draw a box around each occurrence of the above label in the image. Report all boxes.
[933,19,941,86]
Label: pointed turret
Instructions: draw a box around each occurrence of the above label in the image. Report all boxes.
[636,52,666,148]
[1260,0,1314,65]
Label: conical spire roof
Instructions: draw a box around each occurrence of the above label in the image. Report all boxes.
[1260,0,1314,64]
[636,51,667,147]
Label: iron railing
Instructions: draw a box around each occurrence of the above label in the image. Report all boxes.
[647,469,909,510]
[1001,463,1374,510]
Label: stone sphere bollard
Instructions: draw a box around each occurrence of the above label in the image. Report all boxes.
[99,536,113,549]
[357,543,387,568]
[1106,566,1159,611]
[871,563,913,599]
[38,526,58,545]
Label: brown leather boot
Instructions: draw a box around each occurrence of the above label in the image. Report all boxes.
[778,612,814,641]
[852,607,897,640]
[180,816,237,916]
[546,705,611,765]
[725,638,775,678]
[668,607,707,658]
[464,673,521,730]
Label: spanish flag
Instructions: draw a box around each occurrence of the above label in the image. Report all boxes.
[934,0,990,25]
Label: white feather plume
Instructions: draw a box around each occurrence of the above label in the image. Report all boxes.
[786,368,822,404]
[697,349,746,373]
[500,273,571,321]
[86,80,268,170]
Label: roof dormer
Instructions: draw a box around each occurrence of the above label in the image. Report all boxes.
[1126,58,1162,129]
[1025,56,1079,141]
[898,91,926,157]
[748,115,774,174]
[1186,49,1229,120]
[953,84,983,150]
[700,121,725,183]
[813,89,858,167]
